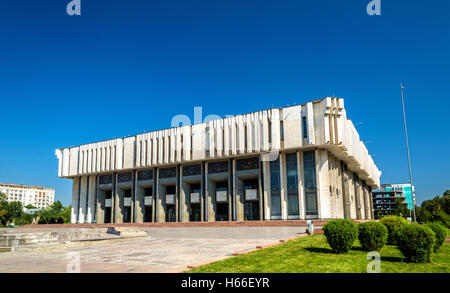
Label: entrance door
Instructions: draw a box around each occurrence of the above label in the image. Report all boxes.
[104,207,112,223]
[244,202,259,220]
[215,203,229,221]
[166,205,176,222]
[190,204,201,221]
[123,206,131,223]
[144,206,152,222]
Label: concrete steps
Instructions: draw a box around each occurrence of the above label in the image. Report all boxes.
[0,227,148,252]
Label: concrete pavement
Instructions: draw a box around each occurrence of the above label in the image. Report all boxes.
[0,226,305,273]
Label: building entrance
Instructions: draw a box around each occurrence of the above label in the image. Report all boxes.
[166,205,176,222]
[216,203,228,221]
[244,201,259,220]
[104,207,112,223]
[144,206,152,222]
[190,204,201,221]
[244,179,259,220]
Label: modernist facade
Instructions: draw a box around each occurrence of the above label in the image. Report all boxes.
[0,183,55,209]
[55,97,381,224]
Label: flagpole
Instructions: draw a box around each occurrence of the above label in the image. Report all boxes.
[400,83,416,222]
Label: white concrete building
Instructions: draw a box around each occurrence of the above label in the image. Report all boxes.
[55,97,381,224]
[0,183,55,209]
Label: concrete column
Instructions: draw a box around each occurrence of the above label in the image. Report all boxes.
[353,175,361,219]
[130,172,135,223]
[258,162,264,221]
[262,160,271,220]
[228,159,233,221]
[86,175,96,223]
[235,177,244,221]
[152,168,157,222]
[180,166,189,222]
[78,176,88,224]
[201,163,205,221]
[279,152,288,220]
[369,187,374,220]
[71,177,80,224]
[206,171,216,222]
[232,159,237,221]
[95,185,104,224]
[297,151,305,220]
[318,149,331,219]
[114,174,123,223]
[135,183,144,223]
[360,181,366,219]
[175,166,180,222]
[364,185,371,220]
[314,149,322,219]
[156,169,165,222]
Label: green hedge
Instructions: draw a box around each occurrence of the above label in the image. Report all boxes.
[425,222,447,251]
[357,222,388,251]
[380,216,409,244]
[396,224,436,263]
[323,219,358,253]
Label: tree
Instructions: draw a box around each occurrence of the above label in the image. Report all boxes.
[37,201,71,224]
[416,190,450,228]
[1,201,23,225]
[0,192,7,225]
[442,190,450,214]
[25,204,37,209]
[392,198,409,218]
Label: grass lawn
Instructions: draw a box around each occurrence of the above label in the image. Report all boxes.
[186,235,450,273]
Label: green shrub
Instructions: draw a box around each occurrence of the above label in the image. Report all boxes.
[323,219,358,253]
[380,216,410,244]
[357,222,388,251]
[396,224,436,263]
[426,222,447,251]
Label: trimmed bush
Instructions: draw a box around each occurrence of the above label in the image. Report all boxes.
[426,222,447,251]
[358,222,388,251]
[323,219,358,253]
[380,216,410,244]
[396,224,436,263]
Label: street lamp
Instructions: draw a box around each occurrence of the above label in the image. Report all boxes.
[400,84,417,222]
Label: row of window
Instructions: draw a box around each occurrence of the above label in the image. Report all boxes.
[269,151,317,217]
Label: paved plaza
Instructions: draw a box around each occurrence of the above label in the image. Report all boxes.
[0,226,305,273]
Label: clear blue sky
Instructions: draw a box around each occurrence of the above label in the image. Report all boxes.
[0,0,448,206]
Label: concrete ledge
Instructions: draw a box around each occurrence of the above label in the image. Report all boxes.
[12,236,150,252]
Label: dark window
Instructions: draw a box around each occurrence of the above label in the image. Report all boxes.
[286,153,299,216]
[208,161,228,174]
[99,174,113,185]
[183,164,201,176]
[236,157,259,171]
[280,121,284,141]
[270,158,281,217]
[138,170,153,181]
[303,151,318,216]
[302,116,308,138]
[118,172,132,183]
[159,167,177,178]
